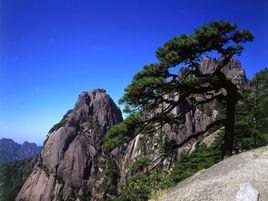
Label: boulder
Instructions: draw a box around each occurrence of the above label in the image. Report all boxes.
[158,146,268,201]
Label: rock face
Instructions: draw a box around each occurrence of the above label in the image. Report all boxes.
[158,145,268,201]
[199,57,249,90]
[117,57,248,179]
[0,138,42,163]
[16,57,250,201]
[16,89,123,201]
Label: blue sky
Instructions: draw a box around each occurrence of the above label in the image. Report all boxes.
[0,0,267,145]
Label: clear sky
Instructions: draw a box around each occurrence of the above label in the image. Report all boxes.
[0,0,267,145]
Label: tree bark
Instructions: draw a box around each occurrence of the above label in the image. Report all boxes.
[223,97,236,158]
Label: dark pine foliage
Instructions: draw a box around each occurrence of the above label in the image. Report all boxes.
[48,109,73,133]
[0,158,36,201]
[104,20,254,158]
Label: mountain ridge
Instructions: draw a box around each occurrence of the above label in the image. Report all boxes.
[0,138,42,163]
[15,60,268,201]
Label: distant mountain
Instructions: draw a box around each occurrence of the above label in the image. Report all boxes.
[0,138,42,163]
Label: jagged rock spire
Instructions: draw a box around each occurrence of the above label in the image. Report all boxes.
[16,89,123,201]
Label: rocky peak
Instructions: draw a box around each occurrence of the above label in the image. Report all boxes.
[16,141,42,159]
[16,89,123,201]
[68,88,123,134]
[16,59,252,201]
[118,57,249,180]
[199,56,248,90]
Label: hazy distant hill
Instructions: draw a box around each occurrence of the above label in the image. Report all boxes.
[0,138,42,163]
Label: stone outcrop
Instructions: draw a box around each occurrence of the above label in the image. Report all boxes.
[117,57,248,179]
[158,145,268,201]
[199,57,249,90]
[16,89,123,201]
[16,57,250,201]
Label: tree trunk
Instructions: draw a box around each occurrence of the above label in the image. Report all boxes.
[223,97,236,158]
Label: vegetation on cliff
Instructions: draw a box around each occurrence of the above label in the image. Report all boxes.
[0,158,36,201]
[234,68,268,151]
[5,20,267,201]
[112,68,268,201]
[102,21,267,201]
[104,20,254,158]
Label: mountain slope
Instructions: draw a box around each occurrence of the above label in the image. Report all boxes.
[0,157,37,201]
[158,145,268,201]
[15,60,267,201]
[16,89,123,201]
[113,57,249,181]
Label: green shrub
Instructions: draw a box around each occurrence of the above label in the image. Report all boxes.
[116,170,173,201]
[0,158,35,201]
[103,113,142,151]
[49,109,73,133]
[113,143,222,201]
[130,156,152,172]
[170,144,221,183]
[112,195,129,201]
[100,157,120,199]
[232,68,268,151]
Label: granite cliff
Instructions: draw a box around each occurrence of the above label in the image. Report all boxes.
[16,89,123,201]
[115,57,249,180]
[16,58,253,201]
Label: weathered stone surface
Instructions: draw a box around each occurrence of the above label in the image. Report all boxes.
[236,183,259,201]
[118,57,249,179]
[16,57,251,200]
[16,89,123,201]
[158,146,268,201]
[199,56,248,90]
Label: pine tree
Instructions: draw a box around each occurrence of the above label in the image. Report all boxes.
[104,21,253,158]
